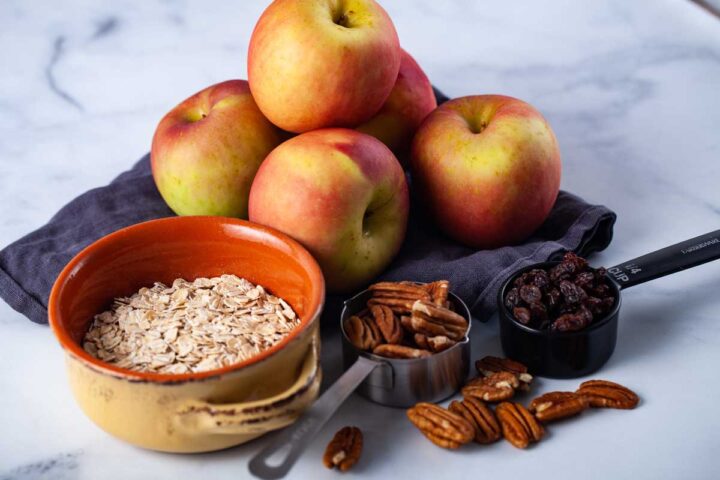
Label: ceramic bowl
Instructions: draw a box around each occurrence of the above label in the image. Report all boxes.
[49,216,325,453]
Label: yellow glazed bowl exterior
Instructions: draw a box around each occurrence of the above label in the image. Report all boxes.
[65,324,320,453]
[49,217,325,453]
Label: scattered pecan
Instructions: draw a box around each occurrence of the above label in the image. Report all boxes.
[449,397,501,444]
[373,344,432,359]
[462,371,519,402]
[370,305,403,344]
[407,402,474,449]
[529,391,588,422]
[343,315,381,351]
[409,300,468,341]
[475,356,533,391]
[322,426,363,471]
[426,280,450,306]
[496,402,545,449]
[576,380,639,409]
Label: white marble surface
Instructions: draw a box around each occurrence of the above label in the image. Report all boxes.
[1,0,720,478]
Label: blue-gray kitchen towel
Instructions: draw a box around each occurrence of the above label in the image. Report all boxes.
[0,154,616,325]
[0,88,616,324]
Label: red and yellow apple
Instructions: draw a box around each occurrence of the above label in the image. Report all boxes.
[248,0,401,133]
[357,49,437,163]
[248,129,409,292]
[411,95,561,249]
[151,80,282,218]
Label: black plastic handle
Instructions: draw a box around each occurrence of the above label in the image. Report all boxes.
[608,230,720,289]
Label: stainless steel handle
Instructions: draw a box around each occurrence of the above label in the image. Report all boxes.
[248,356,380,479]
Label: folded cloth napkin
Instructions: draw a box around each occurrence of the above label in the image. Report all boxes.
[0,89,616,325]
[0,153,615,325]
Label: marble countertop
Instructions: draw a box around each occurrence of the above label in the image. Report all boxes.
[1,0,719,478]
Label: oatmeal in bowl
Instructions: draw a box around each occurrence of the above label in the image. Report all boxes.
[83,275,300,374]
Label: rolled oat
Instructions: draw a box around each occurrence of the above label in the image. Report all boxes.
[82,274,299,374]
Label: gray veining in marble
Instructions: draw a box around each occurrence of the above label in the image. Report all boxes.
[1,1,719,479]
[0,451,82,480]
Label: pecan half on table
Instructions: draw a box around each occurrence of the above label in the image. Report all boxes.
[496,402,545,449]
[475,355,533,391]
[576,379,639,409]
[323,426,363,471]
[462,371,520,402]
[407,402,474,449]
[449,397,502,444]
[529,391,588,422]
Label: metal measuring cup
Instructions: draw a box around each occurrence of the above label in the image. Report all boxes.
[498,230,720,378]
[249,285,472,479]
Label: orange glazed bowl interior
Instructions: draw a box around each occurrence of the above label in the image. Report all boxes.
[48,216,325,382]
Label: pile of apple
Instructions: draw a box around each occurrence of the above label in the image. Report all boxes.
[151,0,561,293]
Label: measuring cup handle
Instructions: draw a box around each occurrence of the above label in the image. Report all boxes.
[248,356,380,479]
[607,229,720,289]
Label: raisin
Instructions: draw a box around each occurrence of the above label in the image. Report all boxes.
[551,312,588,332]
[577,305,594,325]
[559,303,576,315]
[592,284,611,298]
[599,296,615,313]
[546,288,561,310]
[549,262,575,282]
[585,296,604,316]
[559,280,585,305]
[574,271,595,290]
[503,253,611,333]
[519,284,542,304]
[513,307,532,325]
[529,302,548,323]
[562,252,588,271]
[530,269,550,291]
[504,287,521,310]
[513,273,529,288]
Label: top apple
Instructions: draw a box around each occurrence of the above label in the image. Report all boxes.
[248,0,401,133]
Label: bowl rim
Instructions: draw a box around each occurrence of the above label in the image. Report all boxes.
[496,260,621,337]
[48,216,325,383]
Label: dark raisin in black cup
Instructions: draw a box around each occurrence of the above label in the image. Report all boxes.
[503,252,617,333]
[498,258,621,379]
[497,230,720,378]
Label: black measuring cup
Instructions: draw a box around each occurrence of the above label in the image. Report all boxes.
[498,230,720,378]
